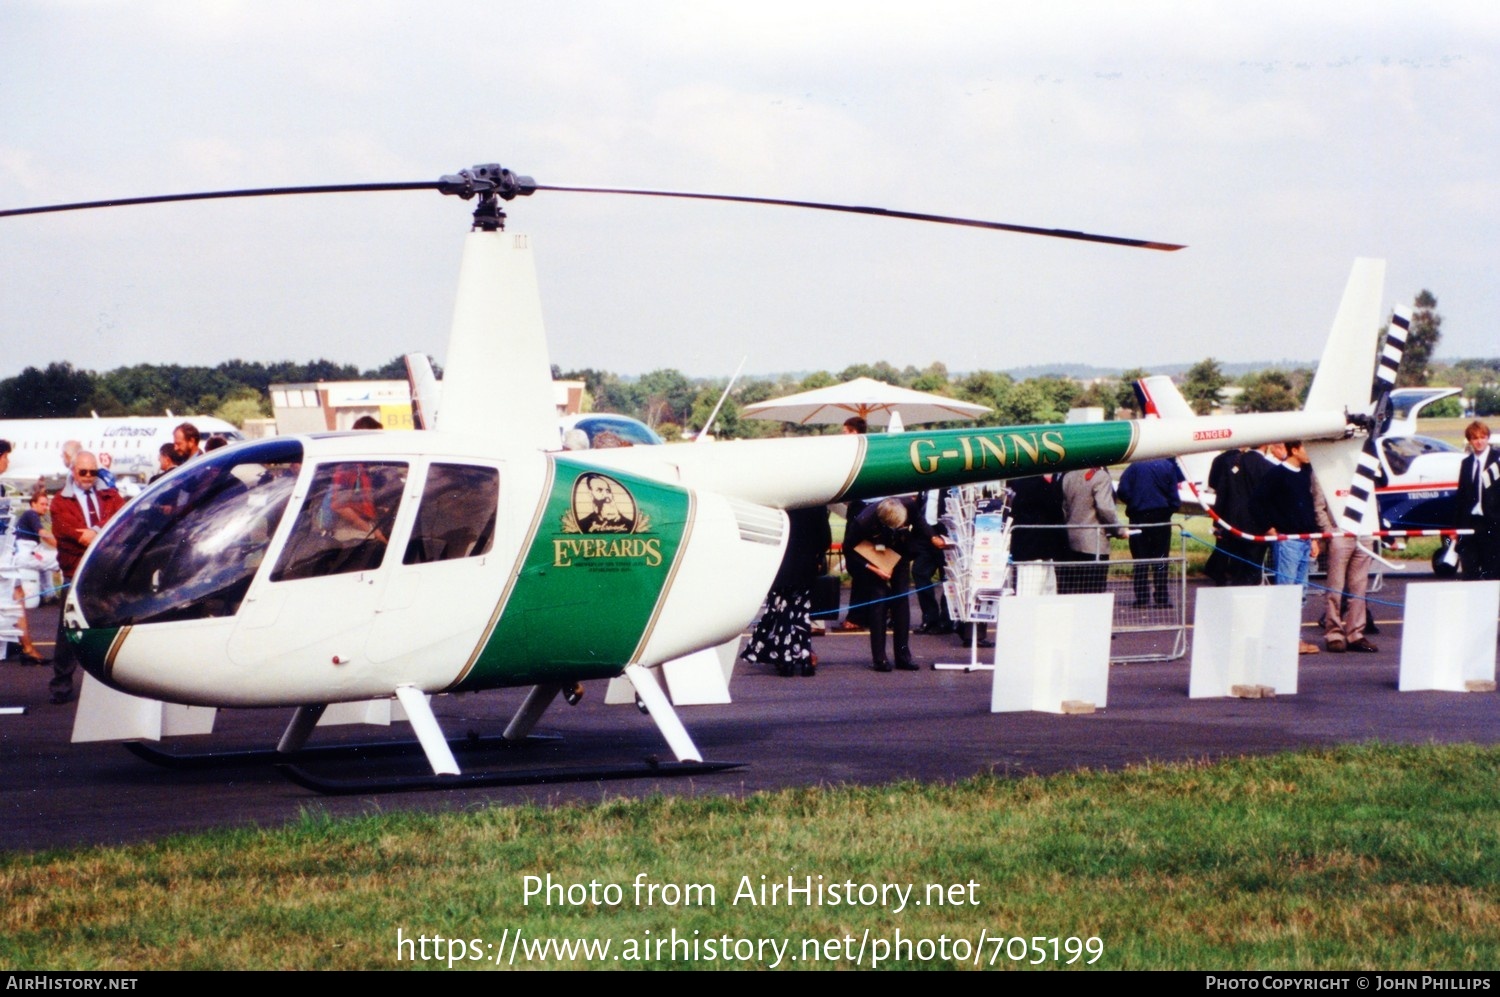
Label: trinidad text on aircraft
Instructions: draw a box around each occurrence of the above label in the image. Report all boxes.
[2,164,1386,790]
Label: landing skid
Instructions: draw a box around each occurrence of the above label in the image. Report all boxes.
[278,758,744,795]
[122,733,560,770]
[121,670,727,792]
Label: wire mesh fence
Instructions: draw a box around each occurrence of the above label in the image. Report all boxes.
[945,519,1189,663]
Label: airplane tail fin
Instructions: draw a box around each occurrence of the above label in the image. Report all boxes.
[1301,258,1388,532]
[404,352,441,430]
[1134,374,1213,507]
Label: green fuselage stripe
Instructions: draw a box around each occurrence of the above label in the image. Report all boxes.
[453,458,693,690]
[842,421,1137,500]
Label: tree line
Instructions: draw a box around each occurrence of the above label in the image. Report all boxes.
[4,292,1494,434]
[0,356,414,426]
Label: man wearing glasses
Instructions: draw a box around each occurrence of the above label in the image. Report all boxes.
[48,451,125,704]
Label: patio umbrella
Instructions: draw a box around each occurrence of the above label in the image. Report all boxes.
[741,377,991,428]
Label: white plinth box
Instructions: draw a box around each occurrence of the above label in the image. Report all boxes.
[1398,580,1499,693]
[1189,586,1302,698]
[990,593,1113,714]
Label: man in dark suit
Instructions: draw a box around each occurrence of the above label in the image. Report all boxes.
[845,497,943,671]
[1456,421,1500,581]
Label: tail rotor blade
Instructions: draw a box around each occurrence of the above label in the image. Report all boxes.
[1339,306,1412,533]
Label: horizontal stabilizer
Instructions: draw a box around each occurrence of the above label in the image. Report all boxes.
[1135,374,1213,506]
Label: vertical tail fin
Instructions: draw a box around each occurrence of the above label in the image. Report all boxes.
[1301,258,1389,531]
[404,352,441,430]
[1134,374,1213,506]
[1304,258,1386,415]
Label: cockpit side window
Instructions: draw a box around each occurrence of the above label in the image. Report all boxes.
[271,461,408,582]
[404,464,499,564]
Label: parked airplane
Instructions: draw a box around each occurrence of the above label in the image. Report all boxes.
[3,164,1378,790]
[0,415,242,490]
[1372,387,1465,571]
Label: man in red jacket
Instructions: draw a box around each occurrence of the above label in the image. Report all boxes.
[48,451,124,704]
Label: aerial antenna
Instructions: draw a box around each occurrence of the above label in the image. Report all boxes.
[696,356,748,442]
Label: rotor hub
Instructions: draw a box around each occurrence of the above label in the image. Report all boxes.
[436,164,537,231]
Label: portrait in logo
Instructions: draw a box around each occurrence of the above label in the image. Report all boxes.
[562,472,650,534]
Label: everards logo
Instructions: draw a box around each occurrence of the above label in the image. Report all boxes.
[554,473,662,568]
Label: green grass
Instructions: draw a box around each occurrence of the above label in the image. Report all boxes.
[5,744,1500,969]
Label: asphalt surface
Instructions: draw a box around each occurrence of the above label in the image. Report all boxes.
[2,569,1496,854]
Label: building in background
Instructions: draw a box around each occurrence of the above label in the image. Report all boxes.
[269,379,584,434]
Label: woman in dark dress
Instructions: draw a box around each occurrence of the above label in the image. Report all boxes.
[741,506,832,677]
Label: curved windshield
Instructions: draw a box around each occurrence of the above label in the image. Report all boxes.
[1382,435,1457,476]
[569,415,664,447]
[76,439,303,627]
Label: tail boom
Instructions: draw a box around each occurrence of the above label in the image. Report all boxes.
[607,409,1352,510]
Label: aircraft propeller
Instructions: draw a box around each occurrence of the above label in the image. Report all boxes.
[0,163,1185,250]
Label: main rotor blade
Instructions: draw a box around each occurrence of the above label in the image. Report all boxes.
[2,172,1186,251]
[0,181,442,218]
[535,183,1186,251]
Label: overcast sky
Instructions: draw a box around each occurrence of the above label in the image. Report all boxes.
[2,1,1495,383]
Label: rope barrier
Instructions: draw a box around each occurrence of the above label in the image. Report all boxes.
[811,522,1441,622]
[1180,529,1407,610]
[1200,504,1467,543]
[808,580,943,618]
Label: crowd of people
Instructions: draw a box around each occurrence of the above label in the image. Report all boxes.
[744,418,1500,677]
[2,422,208,704]
[1206,440,1369,654]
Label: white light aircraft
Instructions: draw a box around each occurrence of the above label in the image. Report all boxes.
[1,164,1386,790]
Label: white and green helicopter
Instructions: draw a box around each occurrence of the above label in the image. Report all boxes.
[4,166,1383,791]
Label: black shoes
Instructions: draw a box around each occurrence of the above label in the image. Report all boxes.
[871,659,921,671]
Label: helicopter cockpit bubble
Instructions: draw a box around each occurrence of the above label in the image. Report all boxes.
[76,438,304,628]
